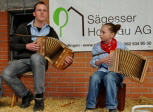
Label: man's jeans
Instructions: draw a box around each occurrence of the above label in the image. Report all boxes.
[2,53,46,98]
[86,71,124,109]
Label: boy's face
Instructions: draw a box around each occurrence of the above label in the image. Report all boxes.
[100,25,114,43]
[33,4,48,22]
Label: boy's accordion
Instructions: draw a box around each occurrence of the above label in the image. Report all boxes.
[108,49,150,82]
[36,36,73,70]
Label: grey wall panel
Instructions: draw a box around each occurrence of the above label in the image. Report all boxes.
[0,0,40,11]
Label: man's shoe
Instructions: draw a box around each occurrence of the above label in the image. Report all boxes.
[20,91,34,108]
[109,109,117,112]
[33,97,44,111]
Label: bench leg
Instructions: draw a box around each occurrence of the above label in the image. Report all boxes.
[10,93,18,108]
[117,84,126,111]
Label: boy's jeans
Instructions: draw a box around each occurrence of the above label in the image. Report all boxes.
[86,71,124,109]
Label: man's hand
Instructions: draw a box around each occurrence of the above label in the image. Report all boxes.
[147,66,151,72]
[64,56,73,66]
[26,42,40,52]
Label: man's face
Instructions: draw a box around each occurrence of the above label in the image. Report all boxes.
[33,4,48,22]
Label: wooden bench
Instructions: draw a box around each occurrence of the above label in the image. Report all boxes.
[96,83,126,112]
[10,72,33,108]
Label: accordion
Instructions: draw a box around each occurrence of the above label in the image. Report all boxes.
[36,36,73,70]
[108,49,150,82]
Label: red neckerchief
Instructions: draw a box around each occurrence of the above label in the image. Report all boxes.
[101,38,117,54]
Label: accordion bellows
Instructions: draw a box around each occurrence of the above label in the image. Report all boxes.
[36,36,73,69]
[108,49,150,82]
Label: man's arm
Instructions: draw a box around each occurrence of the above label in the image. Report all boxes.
[10,23,30,51]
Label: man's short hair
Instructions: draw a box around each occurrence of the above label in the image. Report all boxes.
[33,1,47,12]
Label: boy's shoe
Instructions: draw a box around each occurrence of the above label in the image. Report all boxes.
[84,108,95,112]
[109,109,117,112]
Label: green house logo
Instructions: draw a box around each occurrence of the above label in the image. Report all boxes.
[53,7,85,37]
[53,7,69,37]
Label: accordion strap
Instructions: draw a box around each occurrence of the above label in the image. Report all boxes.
[45,56,54,64]
[15,34,38,37]
[93,52,107,57]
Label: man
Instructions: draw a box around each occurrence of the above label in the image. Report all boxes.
[2,1,73,111]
